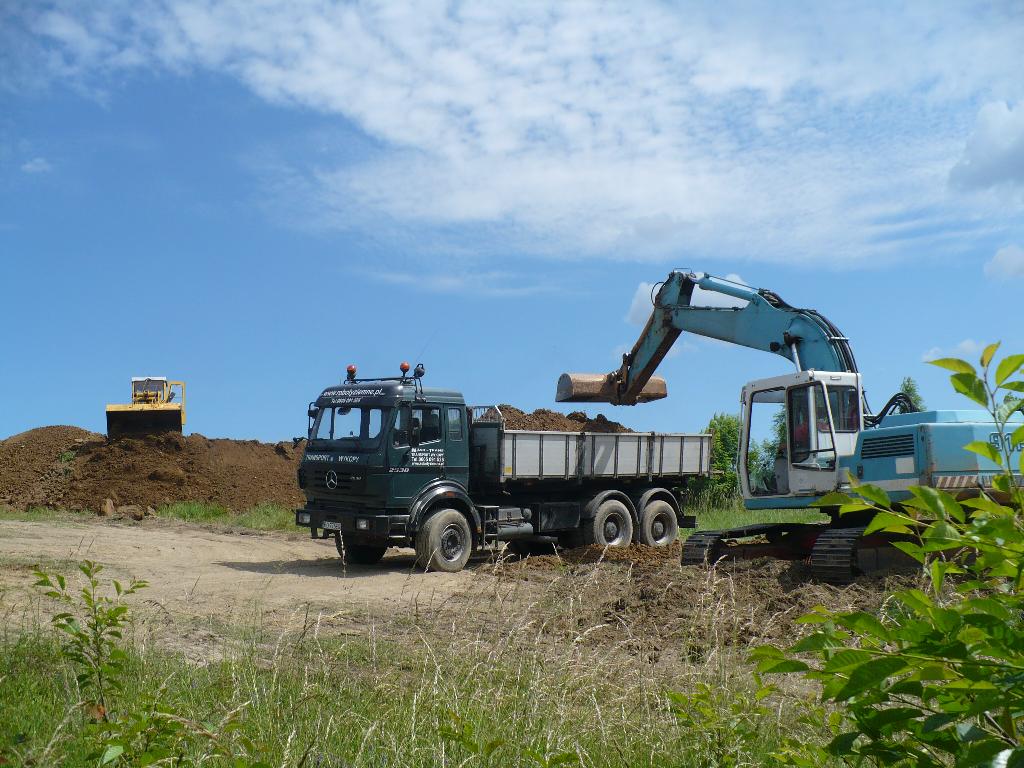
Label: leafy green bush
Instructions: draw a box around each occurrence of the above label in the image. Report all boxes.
[31,561,268,767]
[687,412,742,508]
[752,344,1024,766]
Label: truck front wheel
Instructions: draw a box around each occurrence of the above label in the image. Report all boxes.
[583,500,634,547]
[638,500,679,546]
[335,534,388,565]
[416,508,472,573]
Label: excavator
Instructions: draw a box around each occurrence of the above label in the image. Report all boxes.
[558,271,1015,582]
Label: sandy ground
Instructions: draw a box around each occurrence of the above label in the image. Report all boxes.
[0,519,485,660]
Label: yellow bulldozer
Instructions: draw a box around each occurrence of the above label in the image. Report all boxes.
[106,377,186,439]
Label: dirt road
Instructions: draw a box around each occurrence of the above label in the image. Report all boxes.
[0,519,483,660]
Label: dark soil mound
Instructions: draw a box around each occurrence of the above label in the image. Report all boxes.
[498,405,633,433]
[0,426,102,508]
[2,403,630,514]
[490,545,916,655]
[0,426,305,513]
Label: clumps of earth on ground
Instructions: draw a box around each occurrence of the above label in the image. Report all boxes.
[0,405,631,513]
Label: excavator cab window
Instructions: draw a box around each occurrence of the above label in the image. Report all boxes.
[745,388,788,496]
[827,386,860,432]
[788,384,836,469]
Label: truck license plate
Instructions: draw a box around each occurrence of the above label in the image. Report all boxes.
[322,520,343,531]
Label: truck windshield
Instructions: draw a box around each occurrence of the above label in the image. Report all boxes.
[311,407,385,447]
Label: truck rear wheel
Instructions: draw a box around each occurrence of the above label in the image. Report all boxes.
[334,534,388,565]
[415,508,472,573]
[638,500,679,546]
[583,499,633,547]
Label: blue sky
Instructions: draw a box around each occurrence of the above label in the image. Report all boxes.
[2,1,1023,441]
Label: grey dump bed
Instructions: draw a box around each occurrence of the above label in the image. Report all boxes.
[470,406,711,483]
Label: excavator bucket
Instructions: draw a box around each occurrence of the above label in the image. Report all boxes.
[556,373,668,404]
[105,408,183,439]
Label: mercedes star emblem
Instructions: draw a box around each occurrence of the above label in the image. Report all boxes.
[325,470,338,490]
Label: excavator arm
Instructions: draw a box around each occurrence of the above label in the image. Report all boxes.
[557,271,859,405]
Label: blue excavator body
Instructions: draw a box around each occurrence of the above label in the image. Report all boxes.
[557,270,1010,581]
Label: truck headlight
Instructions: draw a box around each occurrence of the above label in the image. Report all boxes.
[297,512,311,525]
[356,518,370,531]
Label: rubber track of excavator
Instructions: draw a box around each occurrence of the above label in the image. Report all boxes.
[681,531,726,566]
[809,526,867,585]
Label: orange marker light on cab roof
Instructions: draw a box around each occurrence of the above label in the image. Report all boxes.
[400,361,410,374]
[346,364,357,382]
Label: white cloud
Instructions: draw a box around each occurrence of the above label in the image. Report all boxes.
[626,273,748,325]
[950,102,1024,191]
[984,244,1024,279]
[367,269,549,298]
[626,282,657,325]
[6,2,1024,262]
[20,156,51,173]
[922,339,985,363]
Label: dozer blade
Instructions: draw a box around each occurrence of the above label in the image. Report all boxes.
[556,373,668,404]
[106,409,183,440]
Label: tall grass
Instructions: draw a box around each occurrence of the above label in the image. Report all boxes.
[0,553,826,766]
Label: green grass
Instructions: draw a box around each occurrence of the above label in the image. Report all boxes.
[155,501,297,532]
[694,500,828,531]
[0,556,831,767]
[0,625,808,767]
[0,506,76,524]
[0,502,297,533]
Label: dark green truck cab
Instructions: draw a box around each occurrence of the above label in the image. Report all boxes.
[296,367,710,572]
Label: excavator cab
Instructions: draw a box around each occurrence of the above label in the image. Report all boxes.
[105,377,187,439]
[739,370,862,503]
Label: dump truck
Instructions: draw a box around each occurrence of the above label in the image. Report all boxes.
[106,377,186,439]
[295,363,711,572]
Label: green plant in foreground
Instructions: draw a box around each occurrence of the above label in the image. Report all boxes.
[753,343,1024,766]
[32,561,269,767]
[35,561,146,722]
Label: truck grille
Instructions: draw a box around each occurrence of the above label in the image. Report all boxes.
[861,434,915,459]
[307,469,363,494]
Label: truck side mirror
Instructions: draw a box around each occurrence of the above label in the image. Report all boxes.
[308,407,318,420]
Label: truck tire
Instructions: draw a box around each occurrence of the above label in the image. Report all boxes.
[415,508,472,573]
[638,500,679,547]
[583,499,633,547]
[335,534,387,565]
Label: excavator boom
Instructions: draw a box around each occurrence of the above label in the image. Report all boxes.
[557,271,858,405]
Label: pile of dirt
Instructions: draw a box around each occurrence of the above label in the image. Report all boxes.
[0,426,102,509]
[1,402,631,513]
[491,546,916,656]
[0,426,305,513]
[498,405,633,433]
